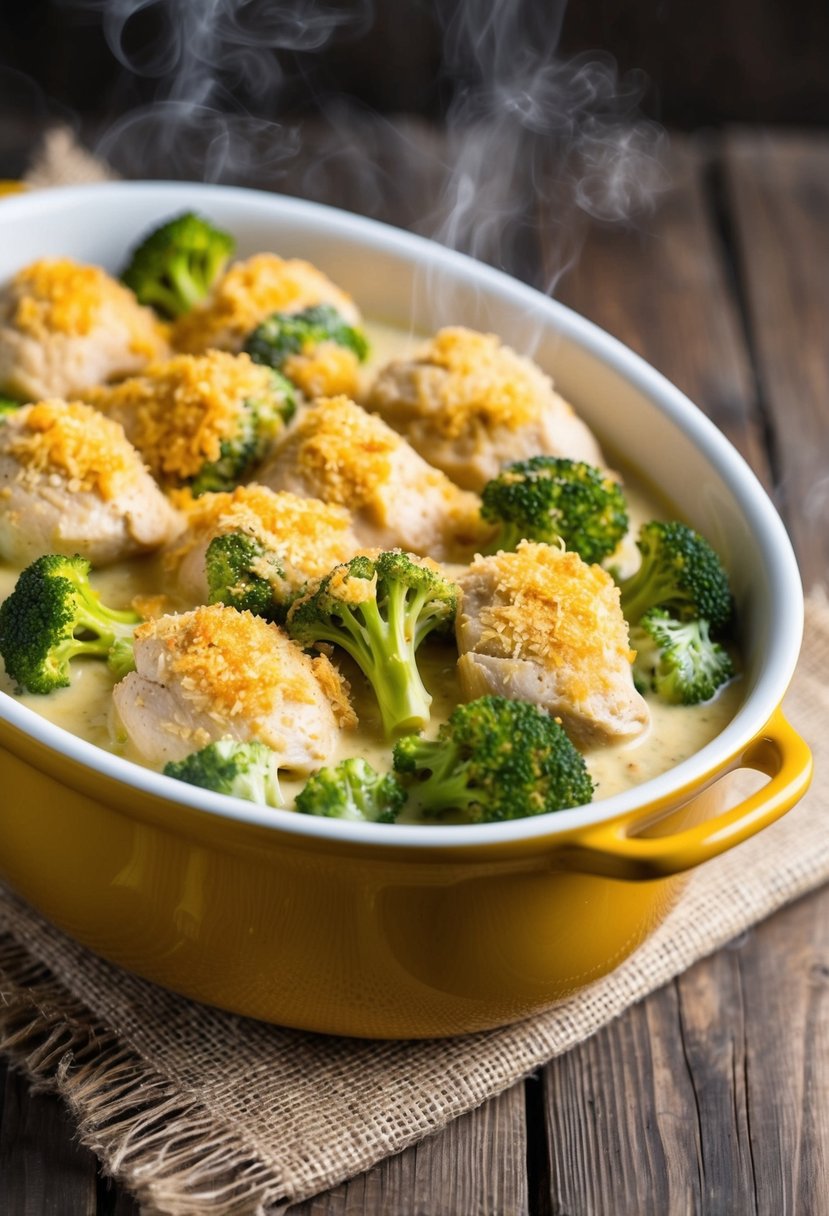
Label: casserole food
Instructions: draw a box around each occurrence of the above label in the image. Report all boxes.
[0,182,812,1038]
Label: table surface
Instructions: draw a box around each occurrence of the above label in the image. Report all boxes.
[0,125,827,1215]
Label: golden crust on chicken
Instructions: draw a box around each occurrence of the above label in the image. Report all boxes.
[84,350,282,485]
[456,541,650,748]
[112,603,354,768]
[257,394,492,560]
[171,254,360,354]
[0,399,181,566]
[0,258,169,401]
[366,326,605,492]
[166,483,361,604]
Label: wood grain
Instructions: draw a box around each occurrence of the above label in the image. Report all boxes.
[555,134,770,483]
[0,1063,99,1215]
[724,129,829,587]
[288,1085,528,1216]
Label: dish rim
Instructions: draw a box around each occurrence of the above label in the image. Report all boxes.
[0,180,804,851]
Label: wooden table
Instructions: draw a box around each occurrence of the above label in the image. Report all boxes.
[0,126,826,1214]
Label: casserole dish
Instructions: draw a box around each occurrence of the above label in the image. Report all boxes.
[0,182,812,1038]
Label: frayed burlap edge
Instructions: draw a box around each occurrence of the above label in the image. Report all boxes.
[0,936,289,1216]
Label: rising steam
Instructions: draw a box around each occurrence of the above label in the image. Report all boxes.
[58,0,665,289]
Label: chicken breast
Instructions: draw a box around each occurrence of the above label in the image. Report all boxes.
[84,350,288,488]
[112,603,355,769]
[0,259,169,401]
[366,327,605,492]
[171,254,361,355]
[455,541,650,749]
[257,395,492,561]
[0,400,181,567]
[166,483,362,604]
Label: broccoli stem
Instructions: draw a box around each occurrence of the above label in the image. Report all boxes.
[316,595,433,736]
[620,567,682,625]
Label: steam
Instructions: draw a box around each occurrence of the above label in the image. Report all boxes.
[60,0,373,184]
[56,0,665,286]
[430,0,665,288]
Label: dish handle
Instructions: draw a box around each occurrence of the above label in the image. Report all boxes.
[562,709,812,881]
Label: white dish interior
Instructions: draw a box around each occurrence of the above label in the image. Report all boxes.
[0,182,803,849]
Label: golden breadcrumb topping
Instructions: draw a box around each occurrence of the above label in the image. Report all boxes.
[310,654,358,729]
[403,327,553,439]
[135,604,350,722]
[472,541,634,699]
[289,396,400,507]
[11,258,166,356]
[4,399,142,498]
[167,483,356,578]
[282,343,361,400]
[85,351,275,481]
[171,254,358,353]
[326,563,378,606]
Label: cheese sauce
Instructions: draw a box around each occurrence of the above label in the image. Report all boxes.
[0,320,743,813]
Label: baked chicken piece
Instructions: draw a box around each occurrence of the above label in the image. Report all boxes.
[455,541,650,749]
[167,483,361,606]
[112,603,355,768]
[171,253,360,355]
[85,350,294,494]
[257,395,490,561]
[366,327,604,492]
[0,399,181,567]
[0,259,169,401]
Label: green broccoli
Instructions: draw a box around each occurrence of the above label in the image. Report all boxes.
[393,695,594,823]
[0,397,21,418]
[295,757,406,822]
[189,369,296,496]
[0,554,141,694]
[163,738,283,807]
[121,212,235,319]
[617,520,733,631]
[631,608,734,705]
[286,551,458,737]
[480,456,629,564]
[204,531,289,620]
[244,304,369,375]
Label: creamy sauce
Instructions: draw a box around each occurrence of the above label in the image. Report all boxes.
[0,319,743,812]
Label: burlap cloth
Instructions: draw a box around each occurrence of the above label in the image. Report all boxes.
[0,132,824,1215]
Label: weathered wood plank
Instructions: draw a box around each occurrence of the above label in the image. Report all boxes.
[723,129,829,587]
[287,1084,528,1216]
[733,885,829,1214]
[544,986,699,1215]
[555,134,770,484]
[0,1063,99,1215]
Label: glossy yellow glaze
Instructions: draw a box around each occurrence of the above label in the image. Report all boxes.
[0,708,811,1038]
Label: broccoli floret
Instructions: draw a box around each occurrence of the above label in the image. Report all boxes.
[617,520,733,631]
[0,397,21,418]
[0,554,141,694]
[393,695,594,823]
[481,456,629,564]
[189,369,296,496]
[205,531,289,620]
[121,212,235,319]
[295,757,406,822]
[631,608,734,705]
[163,738,282,807]
[244,304,369,374]
[287,551,458,737]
